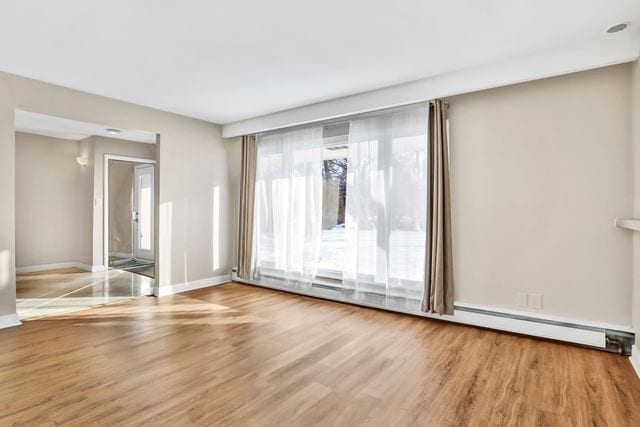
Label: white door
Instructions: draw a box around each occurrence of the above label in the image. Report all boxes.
[133,164,154,261]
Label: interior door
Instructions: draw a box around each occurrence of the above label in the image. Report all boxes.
[133,164,154,261]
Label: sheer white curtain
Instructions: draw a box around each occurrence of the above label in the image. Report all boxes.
[342,107,428,309]
[252,126,324,289]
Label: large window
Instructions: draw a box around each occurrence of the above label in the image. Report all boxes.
[252,107,427,309]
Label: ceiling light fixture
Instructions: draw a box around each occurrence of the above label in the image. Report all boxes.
[607,22,629,34]
[106,128,121,134]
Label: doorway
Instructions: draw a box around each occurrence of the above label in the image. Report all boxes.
[13,111,158,319]
[105,156,156,279]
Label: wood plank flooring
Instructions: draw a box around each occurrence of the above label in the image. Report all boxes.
[1,282,639,426]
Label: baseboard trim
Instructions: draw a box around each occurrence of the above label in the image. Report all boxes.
[232,275,634,351]
[156,275,232,297]
[0,313,22,329]
[16,262,103,274]
[631,345,640,379]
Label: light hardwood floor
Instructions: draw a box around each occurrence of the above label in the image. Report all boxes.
[1,283,639,426]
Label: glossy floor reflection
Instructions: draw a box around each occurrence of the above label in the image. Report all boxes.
[16,268,154,319]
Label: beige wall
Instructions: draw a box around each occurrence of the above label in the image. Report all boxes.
[0,70,236,318]
[15,132,93,266]
[109,160,135,256]
[448,64,633,326]
[632,59,640,334]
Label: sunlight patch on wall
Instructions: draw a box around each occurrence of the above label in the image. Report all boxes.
[212,186,220,271]
[159,201,173,286]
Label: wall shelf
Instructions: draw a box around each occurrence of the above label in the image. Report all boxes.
[614,218,640,231]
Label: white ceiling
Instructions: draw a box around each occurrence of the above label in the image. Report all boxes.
[15,110,157,144]
[0,1,639,125]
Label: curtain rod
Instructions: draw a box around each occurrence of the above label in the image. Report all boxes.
[254,99,448,137]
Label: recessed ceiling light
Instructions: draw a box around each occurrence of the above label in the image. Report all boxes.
[106,128,121,134]
[607,23,629,34]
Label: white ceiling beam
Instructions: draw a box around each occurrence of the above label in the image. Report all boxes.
[223,36,640,138]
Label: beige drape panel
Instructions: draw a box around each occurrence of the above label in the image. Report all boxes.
[422,100,454,315]
[237,134,257,279]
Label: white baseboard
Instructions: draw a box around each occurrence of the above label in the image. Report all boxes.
[232,275,630,349]
[16,261,102,274]
[631,345,640,380]
[156,275,232,297]
[0,313,21,329]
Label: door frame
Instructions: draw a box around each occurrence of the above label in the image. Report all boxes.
[103,154,156,270]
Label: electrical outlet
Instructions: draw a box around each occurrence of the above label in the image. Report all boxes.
[517,292,528,308]
[529,293,543,309]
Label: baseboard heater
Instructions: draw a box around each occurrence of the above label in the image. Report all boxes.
[231,271,634,356]
[453,304,634,356]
